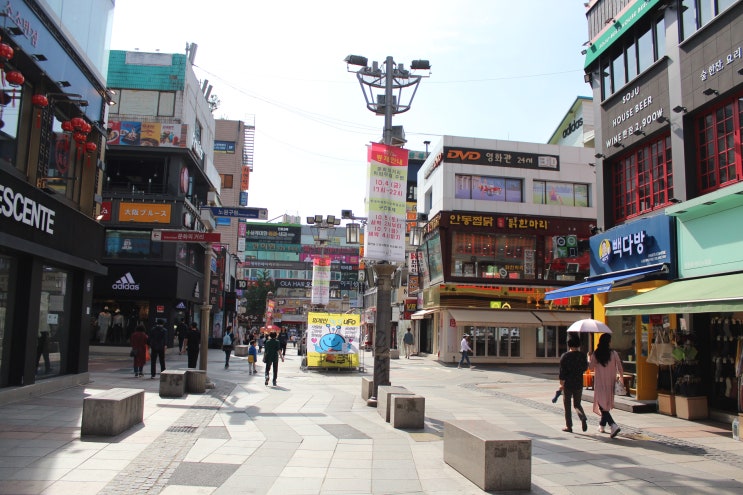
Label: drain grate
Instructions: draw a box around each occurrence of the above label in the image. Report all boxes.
[167,425,198,434]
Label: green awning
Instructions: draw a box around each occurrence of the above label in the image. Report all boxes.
[584,0,661,69]
[604,272,743,315]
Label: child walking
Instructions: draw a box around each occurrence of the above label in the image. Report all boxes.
[248,340,258,375]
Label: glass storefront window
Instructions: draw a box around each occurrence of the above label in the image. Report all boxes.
[0,254,14,380]
[0,81,22,169]
[451,232,537,280]
[464,325,520,357]
[36,266,70,379]
[535,325,568,358]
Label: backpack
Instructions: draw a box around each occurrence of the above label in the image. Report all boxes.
[223,332,232,346]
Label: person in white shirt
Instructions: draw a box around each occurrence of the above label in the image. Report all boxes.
[458,335,472,368]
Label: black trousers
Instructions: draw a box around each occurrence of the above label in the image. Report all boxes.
[150,348,166,376]
[265,358,279,383]
[187,348,199,368]
[562,386,586,428]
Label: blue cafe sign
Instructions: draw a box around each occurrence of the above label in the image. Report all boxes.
[589,215,675,276]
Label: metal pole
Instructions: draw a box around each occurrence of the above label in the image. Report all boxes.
[369,56,396,403]
[383,56,394,146]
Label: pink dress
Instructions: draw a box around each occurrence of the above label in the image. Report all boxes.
[589,350,623,416]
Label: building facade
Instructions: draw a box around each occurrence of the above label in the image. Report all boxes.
[580,0,743,415]
[415,135,597,364]
[0,0,113,400]
[93,47,220,346]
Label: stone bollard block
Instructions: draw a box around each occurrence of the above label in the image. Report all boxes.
[377,385,414,422]
[444,420,531,491]
[81,388,144,436]
[186,369,206,393]
[361,377,374,401]
[390,348,400,359]
[390,395,425,429]
[159,369,187,398]
[234,345,249,357]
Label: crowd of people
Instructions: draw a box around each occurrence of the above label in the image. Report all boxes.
[128,320,294,387]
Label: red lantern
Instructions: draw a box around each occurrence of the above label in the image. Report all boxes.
[80,121,92,134]
[32,94,49,129]
[85,142,97,153]
[31,94,49,107]
[73,132,87,144]
[4,70,24,87]
[61,120,74,132]
[0,43,14,65]
[70,117,85,131]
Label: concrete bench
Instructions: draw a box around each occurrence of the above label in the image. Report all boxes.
[186,369,206,393]
[390,395,425,429]
[234,345,249,357]
[81,388,144,436]
[159,369,187,398]
[444,420,531,491]
[377,385,414,422]
[361,377,374,401]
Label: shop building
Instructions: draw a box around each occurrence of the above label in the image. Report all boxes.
[93,47,220,344]
[415,136,597,364]
[0,0,113,400]
[578,0,743,417]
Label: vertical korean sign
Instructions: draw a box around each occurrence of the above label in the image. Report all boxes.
[365,143,408,262]
[311,257,331,306]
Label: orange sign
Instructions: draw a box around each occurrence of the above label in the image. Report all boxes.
[119,203,172,223]
[241,166,250,190]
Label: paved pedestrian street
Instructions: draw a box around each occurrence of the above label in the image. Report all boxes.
[1,348,743,494]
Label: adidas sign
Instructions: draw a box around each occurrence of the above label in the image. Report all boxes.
[112,272,140,291]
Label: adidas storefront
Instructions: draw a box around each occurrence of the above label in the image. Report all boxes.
[93,266,203,346]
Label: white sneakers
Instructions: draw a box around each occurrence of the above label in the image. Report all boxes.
[597,425,606,433]
[610,423,621,438]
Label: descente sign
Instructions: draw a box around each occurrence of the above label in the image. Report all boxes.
[0,181,56,234]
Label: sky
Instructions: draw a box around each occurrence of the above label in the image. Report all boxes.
[110,0,591,223]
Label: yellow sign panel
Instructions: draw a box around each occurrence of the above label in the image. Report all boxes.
[119,203,172,223]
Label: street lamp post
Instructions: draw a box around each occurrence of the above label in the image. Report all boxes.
[345,54,430,404]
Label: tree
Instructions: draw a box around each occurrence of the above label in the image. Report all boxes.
[240,270,275,326]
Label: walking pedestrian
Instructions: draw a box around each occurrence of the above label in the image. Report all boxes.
[403,328,415,358]
[97,306,112,344]
[264,331,284,386]
[175,318,188,354]
[183,322,201,368]
[222,326,234,369]
[278,329,288,357]
[130,324,148,377]
[147,319,168,378]
[458,334,472,368]
[258,334,265,354]
[589,333,625,438]
[248,340,258,375]
[559,334,588,432]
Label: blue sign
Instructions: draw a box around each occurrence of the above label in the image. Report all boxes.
[208,207,267,220]
[214,140,236,153]
[239,191,248,206]
[589,214,675,277]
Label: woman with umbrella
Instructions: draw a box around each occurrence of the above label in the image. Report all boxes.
[589,333,625,438]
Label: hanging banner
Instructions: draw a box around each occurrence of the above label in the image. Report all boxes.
[306,312,361,368]
[365,143,408,262]
[310,257,331,306]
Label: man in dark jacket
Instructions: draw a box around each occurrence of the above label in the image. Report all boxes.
[183,322,201,369]
[264,331,284,386]
[558,334,588,432]
[148,319,168,378]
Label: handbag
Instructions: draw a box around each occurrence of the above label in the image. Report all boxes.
[614,378,627,396]
[129,348,137,358]
[647,329,676,365]
[262,354,267,363]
